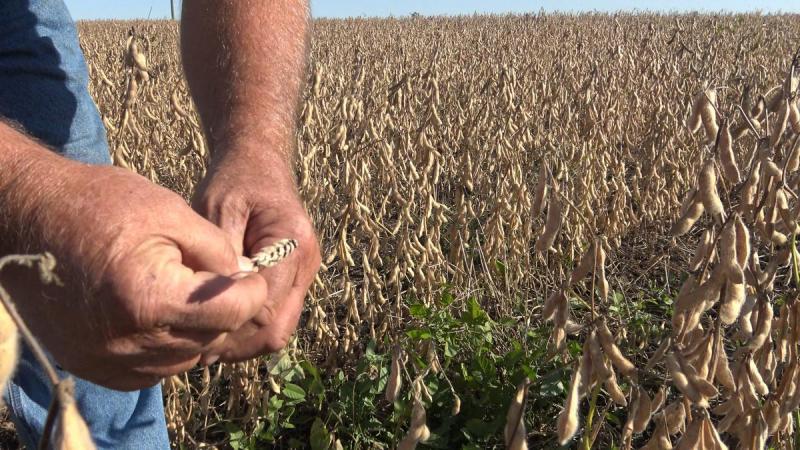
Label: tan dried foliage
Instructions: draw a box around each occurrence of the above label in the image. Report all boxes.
[66,14,800,450]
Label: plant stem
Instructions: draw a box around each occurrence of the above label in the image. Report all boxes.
[0,254,61,386]
[792,233,800,286]
[0,253,66,450]
[581,382,602,450]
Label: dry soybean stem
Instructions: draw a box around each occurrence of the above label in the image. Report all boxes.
[0,254,61,386]
[590,241,597,322]
[38,383,63,450]
[0,253,68,450]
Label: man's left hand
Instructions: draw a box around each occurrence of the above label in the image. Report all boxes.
[193,149,321,363]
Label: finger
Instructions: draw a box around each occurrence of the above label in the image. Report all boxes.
[168,271,268,332]
[129,354,202,380]
[219,284,306,361]
[137,329,229,358]
[258,259,297,312]
[69,353,201,392]
[199,353,221,366]
[177,216,244,276]
[193,194,249,257]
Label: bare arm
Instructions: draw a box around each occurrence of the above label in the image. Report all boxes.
[180,0,320,361]
[180,0,310,168]
[0,121,74,255]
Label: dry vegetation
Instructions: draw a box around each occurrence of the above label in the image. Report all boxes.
[24,11,799,449]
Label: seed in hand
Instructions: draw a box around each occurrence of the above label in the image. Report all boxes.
[249,239,299,271]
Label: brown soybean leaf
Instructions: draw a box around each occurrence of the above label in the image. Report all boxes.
[53,380,96,450]
[534,194,562,252]
[604,369,628,407]
[645,337,672,372]
[633,386,654,434]
[663,400,687,435]
[557,364,581,446]
[597,321,636,378]
[532,163,549,216]
[504,379,529,449]
[675,416,703,450]
[718,122,740,184]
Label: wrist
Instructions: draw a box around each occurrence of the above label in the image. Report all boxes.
[206,109,296,163]
[0,135,78,254]
[206,134,299,190]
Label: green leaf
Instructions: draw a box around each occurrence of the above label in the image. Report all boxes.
[443,339,456,358]
[226,424,245,449]
[270,352,293,377]
[409,303,430,319]
[503,347,524,370]
[464,418,494,438]
[308,376,325,399]
[406,328,432,341]
[463,297,488,325]
[365,339,378,359]
[605,410,622,426]
[370,365,389,395]
[283,382,306,401]
[521,364,538,381]
[440,289,455,306]
[269,395,284,410]
[301,360,322,381]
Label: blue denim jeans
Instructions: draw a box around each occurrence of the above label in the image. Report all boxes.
[0,1,170,448]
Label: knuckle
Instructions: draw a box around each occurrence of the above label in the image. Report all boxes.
[262,333,291,354]
[216,192,250,222]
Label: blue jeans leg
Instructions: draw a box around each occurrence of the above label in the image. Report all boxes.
[0,1,170,448]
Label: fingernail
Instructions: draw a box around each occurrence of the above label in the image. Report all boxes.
[238,256,255,272]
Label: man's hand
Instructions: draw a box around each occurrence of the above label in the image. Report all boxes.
[0,144,267,391]
[193,151,320,363]
[180,0,317,363]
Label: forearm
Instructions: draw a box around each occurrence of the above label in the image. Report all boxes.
[0,121,74,255]
[180,0,310,169]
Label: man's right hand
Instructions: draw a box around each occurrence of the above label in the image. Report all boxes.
[1,149,267,391]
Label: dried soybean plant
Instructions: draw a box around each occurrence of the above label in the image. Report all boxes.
[553,51,800,449]
[74,13,800,449]
[0,254,95,450]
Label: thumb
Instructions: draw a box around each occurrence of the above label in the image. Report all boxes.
[169,270,269,333]
[192,192,249,257]
[177,214,243,276]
